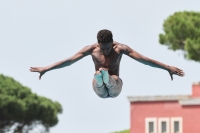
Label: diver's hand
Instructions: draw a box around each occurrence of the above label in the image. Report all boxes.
[30,67,47,80]
[167,66,185,81]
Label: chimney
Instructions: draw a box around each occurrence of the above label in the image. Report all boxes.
[192,82,200,98]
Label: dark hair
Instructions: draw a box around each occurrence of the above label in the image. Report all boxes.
[97,29,113,43]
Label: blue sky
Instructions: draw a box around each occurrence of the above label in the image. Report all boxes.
[1,0,200,133]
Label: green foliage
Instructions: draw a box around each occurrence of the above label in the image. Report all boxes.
[112,129,130,133]
[0,74,62,132]
[159,11,200,62]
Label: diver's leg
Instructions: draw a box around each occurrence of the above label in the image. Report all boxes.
[92,71,108,98]
[99,68,123,98]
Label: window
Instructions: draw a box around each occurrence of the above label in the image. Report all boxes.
[145,118,157,133]
[149,122,154,133]
[174,121,179,133]
[145,117,182,133]
[158,118,169,133]
[171,117,182,133]
[161,122,166,132]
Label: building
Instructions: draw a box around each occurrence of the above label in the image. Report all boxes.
[127,82,200,133]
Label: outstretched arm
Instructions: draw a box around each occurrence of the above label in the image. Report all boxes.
[121,44,185,80]
[30,45,93,79]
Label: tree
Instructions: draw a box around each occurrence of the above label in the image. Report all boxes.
[159,11,200,62]
[112,129,130,133]
[0,74,62,133]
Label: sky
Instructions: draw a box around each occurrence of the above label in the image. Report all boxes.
[1,0,200,133]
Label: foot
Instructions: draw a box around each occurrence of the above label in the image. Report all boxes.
[99,68,109,85]
[94,71,103,86]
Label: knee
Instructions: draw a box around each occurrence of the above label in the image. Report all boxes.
[97,93,109,98]
[98,95,107,98]
[108,87,122,98]
[93,86,108,98]
[108,93,120,98]
[111,75,119,81]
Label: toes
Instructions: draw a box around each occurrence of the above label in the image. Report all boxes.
[99,67,107,71]
[99,68,109,84]
[97,71,101,74]
[99,68,108,73]
[99,68,103,71]
[95,71,102,75]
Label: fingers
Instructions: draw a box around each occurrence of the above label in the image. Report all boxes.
[169,72,173,81]
[39,73,41,80]
[29,67,39,72]
[169,67,185,81]
[30,67,43,80]
[176,68,185,77]
[39,72,44,80]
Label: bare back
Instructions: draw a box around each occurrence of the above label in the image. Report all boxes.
[90,42,123,76]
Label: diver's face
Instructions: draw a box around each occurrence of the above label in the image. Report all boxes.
[99,42,113,55]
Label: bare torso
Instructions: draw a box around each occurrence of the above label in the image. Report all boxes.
[91,42,122,76]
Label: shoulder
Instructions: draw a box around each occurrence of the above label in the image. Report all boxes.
[90,43,99,49]
[113,41,131,54]
[80,43,99,55]
[83,43,99,51]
